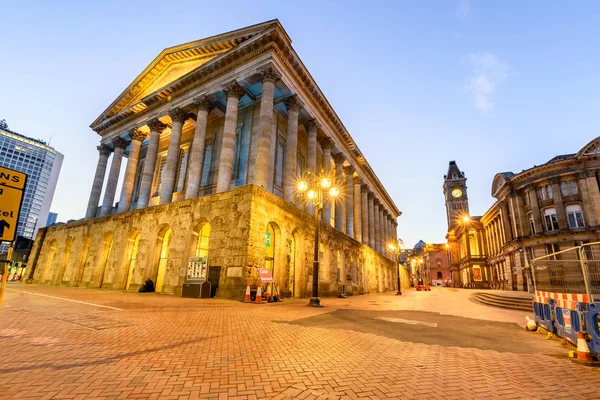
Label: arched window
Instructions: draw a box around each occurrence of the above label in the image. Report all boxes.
[125,233,140,290]
[566,204,585,229]
[195,224,210,258]
[544,208,559,231]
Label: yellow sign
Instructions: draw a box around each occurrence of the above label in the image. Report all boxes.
[0,167,27,190]
[0,166,27,243]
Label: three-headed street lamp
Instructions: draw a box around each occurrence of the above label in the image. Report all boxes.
[297,170,339,307]
[388,239,407,296]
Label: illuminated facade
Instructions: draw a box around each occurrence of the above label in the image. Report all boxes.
[25,20,401,299]
[0,127,63,253]
[446,137,600,291]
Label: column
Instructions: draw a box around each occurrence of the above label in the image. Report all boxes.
[320,137,333,223]
[344,165,355,238]
[353,175,362,242]
[85,145,112,219]
[379,207,385,253]
[254,65,280,189]
[333,152,345,231]
[100,137,129,216]
[160,108,186,205]
[361,184,369,245]
[368,192,375,248]
[216,82,245,193]
[305,119,318,214]
[118,129,147,213]
[137,118,166,209]
[185,96,214,199]
[578,171,598,227]
[283,95,302,202]
[374,200,380,252]
[499,202,513,242]
[550,178,567,229]
[527,185,543,233]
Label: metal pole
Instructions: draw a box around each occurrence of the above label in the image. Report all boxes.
[396,251,402,295]
[579,246,594,303]
[308,204,322,307]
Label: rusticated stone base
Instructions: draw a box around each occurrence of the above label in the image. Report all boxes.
[23,185,396,300]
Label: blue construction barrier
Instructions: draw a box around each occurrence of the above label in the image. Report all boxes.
[584,302,600,356]
[533,298,555,333]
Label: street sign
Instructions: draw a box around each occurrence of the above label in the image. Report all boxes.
[0,166,27,243]
[257,267,274,283]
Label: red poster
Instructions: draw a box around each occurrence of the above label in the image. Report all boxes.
[257,268,274,283]
[473,266,482,281]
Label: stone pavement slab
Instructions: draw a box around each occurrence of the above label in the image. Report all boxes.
[0,285,598,400]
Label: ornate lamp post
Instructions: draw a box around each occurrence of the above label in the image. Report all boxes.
[298,171,339,307]
[388,239,407,295]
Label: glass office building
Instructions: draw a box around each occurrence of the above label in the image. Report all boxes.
[0,127,63,253]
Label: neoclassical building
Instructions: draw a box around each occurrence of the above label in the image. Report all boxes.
[445,137,600,290]
[24,20,401,299]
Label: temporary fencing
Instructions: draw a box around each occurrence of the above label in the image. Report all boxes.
[531,242,599,356]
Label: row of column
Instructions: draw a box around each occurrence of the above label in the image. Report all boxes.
[485,215,504,256]
[86,66,281,219]
[84,64,398,257]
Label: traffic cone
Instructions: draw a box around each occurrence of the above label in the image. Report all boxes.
[243,282,251,303]
[577,331,593,362]
[254,286,262,304]
[265,284,272,302]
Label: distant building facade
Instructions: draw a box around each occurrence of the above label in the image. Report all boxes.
[0,127,63,252]
[46,212,58,227]
[445,137,600,290]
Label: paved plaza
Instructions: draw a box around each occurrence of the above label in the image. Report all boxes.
[1,285,599,400]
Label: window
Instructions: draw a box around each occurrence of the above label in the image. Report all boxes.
[523,191,530,206]
[538,185,553,200]
[545,243,560,260]
[538,187,546,200]
[274,139,285,188]
[200,141,213,187]
[561,180,578,196]
[546,184,553,199]
[153,153,167,197]
[528,213,536,234]
[175,147,189,193]
[544,208,559,231]
[232,123,243,182]
[566,204,584,229]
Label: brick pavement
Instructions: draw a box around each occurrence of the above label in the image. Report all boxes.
[0,285,598,400]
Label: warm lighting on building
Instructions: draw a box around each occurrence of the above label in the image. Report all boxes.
[307,189,316,199]
[329,187,339,197]
[320,177,331,189]
[298,181,308,192]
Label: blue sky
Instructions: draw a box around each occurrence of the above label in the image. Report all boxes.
[2,1,600,247]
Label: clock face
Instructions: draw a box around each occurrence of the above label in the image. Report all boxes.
[452,188,463,198]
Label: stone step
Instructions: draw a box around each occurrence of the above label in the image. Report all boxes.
[471,292,533,312]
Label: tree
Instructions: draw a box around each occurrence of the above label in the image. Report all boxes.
[0,119,8,130]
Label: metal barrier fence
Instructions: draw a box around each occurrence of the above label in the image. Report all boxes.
[531,242,600,354]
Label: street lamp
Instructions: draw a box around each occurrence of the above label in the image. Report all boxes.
[387,239,406,295]
[297,170,339,307]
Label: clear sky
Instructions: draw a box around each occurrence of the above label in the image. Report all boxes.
[2,1,600,248]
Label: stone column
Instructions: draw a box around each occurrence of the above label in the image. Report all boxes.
[283,95,302,202]
[379,208,385,253]
[361,184,369,245]
[100,137,129,216]
[137,118,166,209]
[305,119,319,214]
[85,145,112,219]
[185,96,214,199]
[578,171,598,227]
[254,65,280,189]
[118,129,147,213]
[320,137,333,223]
[374,200,380,252]
[368,192,375,248]
[499,202,513,242]
[159,108,186,205]
[353,175,362,242]
[216,82,245,193]
[344,165,355,238]
[333,152,345,232]
[550,178,567,229]
[527,185,543,233]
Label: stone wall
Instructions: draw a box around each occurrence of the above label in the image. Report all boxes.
[24,185,396,299]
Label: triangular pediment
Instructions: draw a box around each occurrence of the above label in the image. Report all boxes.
[92,20,281,129]
[577,136,600,158]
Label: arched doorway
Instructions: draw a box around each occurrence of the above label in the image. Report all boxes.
[265,223,276,277]
[288,232,298,297]
[125,232,140,290]
[437,271,443,280]
[41,240,58,282]
[193,223,210,258]
[98,232,114,288]
[155,227,172,293]
[75,236,91,286]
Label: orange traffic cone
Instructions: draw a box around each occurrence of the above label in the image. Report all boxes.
[254,286,262,304]
[577,331,593,362]
[265,284,272,302]
[243,282,251,303]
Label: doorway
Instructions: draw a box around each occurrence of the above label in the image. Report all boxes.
[125,233,140,290]
[156,228,172,293]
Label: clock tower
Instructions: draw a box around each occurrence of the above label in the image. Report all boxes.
[443,161,469,230]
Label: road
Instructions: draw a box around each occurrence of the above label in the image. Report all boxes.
[0,285,598,399]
